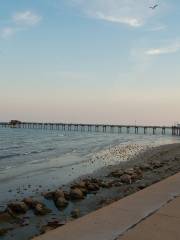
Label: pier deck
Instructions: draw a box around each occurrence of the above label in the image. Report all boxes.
[0,122,179,136]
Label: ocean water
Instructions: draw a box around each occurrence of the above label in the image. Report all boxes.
[0,127,180,205]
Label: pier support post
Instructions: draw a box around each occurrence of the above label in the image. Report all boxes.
[118,127,122,134]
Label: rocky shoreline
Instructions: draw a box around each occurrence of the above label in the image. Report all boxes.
[1,143,180,240]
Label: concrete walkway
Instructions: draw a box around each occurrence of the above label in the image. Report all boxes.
[33,172,180,240]
[119,196,180,240]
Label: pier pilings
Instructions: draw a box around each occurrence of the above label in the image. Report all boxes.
[0,122,179,136]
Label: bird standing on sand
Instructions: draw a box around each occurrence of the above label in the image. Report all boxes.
[149,4,158,10]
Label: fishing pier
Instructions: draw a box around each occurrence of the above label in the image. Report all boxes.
[0,122,180,136]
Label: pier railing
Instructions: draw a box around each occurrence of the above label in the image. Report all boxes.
[0,122,179,136]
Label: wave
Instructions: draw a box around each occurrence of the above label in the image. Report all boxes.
[0,148,56,160]
[0,153,21,160]
[0,146,21,151]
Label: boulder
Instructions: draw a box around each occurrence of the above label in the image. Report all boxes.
[71,209,80,218]
[120,174,132,184]
[34,203,51,216]
[54,189,65,200]
[42,191,55,199]
[99,181,112,188]
[124,168,135,175]
[79,188,88,195]
[86,183,99,192]
[110,170,124,178]
[139,163,152,171]
[0,211,12,223]
[55,197,68,208]
[7,202,28,214]
[70,188,84,200]
[72,181,86,189]
[135,168,143,178]
[0,228,8,236]
[23,197,35,208]
[138,183,148,190]
[64,191,70,200]
[151,161,162,169]
[40,221,65,234]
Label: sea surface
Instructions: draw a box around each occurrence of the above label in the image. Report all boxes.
[0,127,180,206]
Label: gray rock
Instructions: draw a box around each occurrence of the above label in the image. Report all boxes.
[54,189,65,200]
[110,170,124,178]
[124,168,135,175]
[70,188,84,200]
[56,197,68,208]
[139,163,152,171]
[120,174,132,184]
[34,203,51,216]
[86,183,99,192]
[42,191,55,199]
[71,209,80,218]
[7,202,28,214]
[0,228,8,236]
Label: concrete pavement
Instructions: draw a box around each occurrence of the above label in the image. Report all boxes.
[33,172,180,240]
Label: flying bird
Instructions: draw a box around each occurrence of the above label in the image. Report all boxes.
[149,4,158,10]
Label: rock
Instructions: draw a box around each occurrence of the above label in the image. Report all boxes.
[23,197,34,208]
[64,191,70,200]
[55,197,68,208]
[7,202,28,214]
[42,191,55,199]
[99,198,114,207]
[79,188,88,195]
[139,163,152,171]
[113,181,123,187]
[71,209,80,218]
[72,181,86,189]
[70,188,84,200]
[86,183,99,192]
[110,170,124,178]
[124,168,134,175]
[151,161,162,169]
[0,228,8,236]
[54,190,65,200]
[20,218,30,227]
[175,155,180,160]
[91,178,101,184]
[120,174,132,184]
[135,168,143,178]
[0,211,12,223]
[138,183,147,190]
[34,203,51,216]
[99,181,112,188]
[40,225,53,234]
[40,221,65,234]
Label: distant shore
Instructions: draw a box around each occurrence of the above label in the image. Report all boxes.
[1,143,180,239]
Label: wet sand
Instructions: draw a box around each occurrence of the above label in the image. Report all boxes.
[1,143,180,240]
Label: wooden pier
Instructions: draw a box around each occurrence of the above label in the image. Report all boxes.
[0,122,180,136]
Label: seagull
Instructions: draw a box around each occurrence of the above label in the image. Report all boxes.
[149,4,158,10]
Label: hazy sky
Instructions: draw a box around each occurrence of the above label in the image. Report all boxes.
[0,0,180,125]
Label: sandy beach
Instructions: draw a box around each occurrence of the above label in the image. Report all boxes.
[1,143,180,240]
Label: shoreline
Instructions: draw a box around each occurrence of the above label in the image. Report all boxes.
[1,143,180,239]
[0,142,150,205]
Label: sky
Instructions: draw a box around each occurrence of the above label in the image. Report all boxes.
[0,0,180,125]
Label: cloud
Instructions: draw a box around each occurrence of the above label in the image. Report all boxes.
[95,12,142,27]
[68,0,160,27]
[1,27,17,38]
[1,11,42,39]
[145,42,180,56]
[13,11,42,26]
[148,24,167,32]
